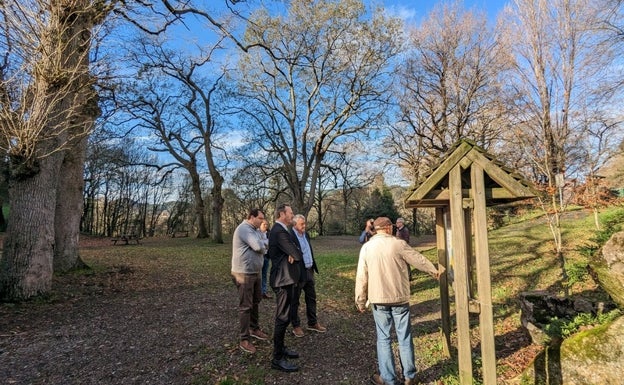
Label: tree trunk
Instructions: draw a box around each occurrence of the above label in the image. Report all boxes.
[0,197,6,232]
[53,1,98,272]
[189,170,208,238]
[593,207,601,231]
[210,184,224,243]
[54,135,89,272]
[0,152,63,300]
[0,0,97,299]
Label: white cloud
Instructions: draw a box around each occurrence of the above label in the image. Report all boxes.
[383,4,418,22]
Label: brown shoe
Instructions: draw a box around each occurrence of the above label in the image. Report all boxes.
[250,328,269,341]
[405,378,416,385]
[307,323,327,333]
[239,340,256,354]
[370,373,390,385]
[292,326,304,338]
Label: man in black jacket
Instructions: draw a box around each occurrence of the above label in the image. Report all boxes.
[268,203,302,372]
[290,214,326,338]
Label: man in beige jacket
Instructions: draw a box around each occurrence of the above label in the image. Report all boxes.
[355,217,440,385]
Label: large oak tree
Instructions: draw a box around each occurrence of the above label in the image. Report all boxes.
[0,0,250,300]
[119,36,229,242]
[0,0,103,300]
[234,0,402,215]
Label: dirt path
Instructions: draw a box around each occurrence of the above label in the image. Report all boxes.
[1,282,393,384]
[0,235,453,385]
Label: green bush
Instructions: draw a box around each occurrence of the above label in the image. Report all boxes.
[543,309,622,343]
[324,220,344,235]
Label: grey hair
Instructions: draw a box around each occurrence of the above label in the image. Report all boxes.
[292,214,306,225]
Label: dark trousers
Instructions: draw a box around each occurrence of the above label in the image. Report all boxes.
[232,272,262,341]
[272,284,296,360]
[291,268,317,327]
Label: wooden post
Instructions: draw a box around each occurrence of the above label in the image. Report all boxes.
[464,207,476,301]
[449,165,472,384]
[436,207,451,357]
[471,163,497,384]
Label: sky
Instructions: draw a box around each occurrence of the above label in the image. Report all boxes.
[381,0,510,22]
[190,0,512,60]
[203,1,512,30]
[191,1,512,49]
[135,0,515,184]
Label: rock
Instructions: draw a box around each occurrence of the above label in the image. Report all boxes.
[514,316,624,385]
[513,231,624,384]
[589,231,624,308]
[601,231,624,277]
[518,291,616,346]
[559,316,624,384]
[520,291,575,345]
[572,298,594,313]
[519,291,580,346]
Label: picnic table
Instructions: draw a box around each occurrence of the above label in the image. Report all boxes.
[111,233,142,245]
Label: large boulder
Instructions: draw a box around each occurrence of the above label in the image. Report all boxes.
[559,315,624,384]
[589,230,624,308]
[515,316,624,384]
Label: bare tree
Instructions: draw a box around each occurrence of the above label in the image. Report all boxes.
[602,1,624,58]
[233,0,402,215]
[0,0,261,300]
[117,35,230,242]
[82,134,172,237]
[312,143,374,235]
[502,0,622,291]
[387,1,512,181]
[573,111,623,229]
[0,0,106,299]
[230,162,284,211]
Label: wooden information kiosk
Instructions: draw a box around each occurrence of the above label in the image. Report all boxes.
[405,140,535,385]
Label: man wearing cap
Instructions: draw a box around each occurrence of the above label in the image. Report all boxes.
[355,217,440,385]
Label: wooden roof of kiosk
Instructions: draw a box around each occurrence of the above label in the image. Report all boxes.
[405,139,535,208]
[405,139,535,385]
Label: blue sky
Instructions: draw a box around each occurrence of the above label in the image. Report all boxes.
[191,0,512,52]
[381,0,510,21]
[196,1,511,45]
[117,0,517,187]
[204,1,511,28]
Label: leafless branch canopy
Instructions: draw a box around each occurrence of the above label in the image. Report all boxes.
[0,0,103,175]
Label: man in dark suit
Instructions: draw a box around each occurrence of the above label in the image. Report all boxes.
[268,203,303,372]
[290,214,326,338]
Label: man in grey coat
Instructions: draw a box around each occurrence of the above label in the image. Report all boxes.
[231,208,270,354]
